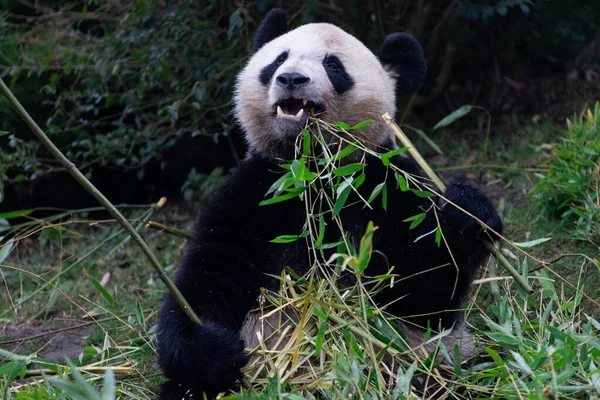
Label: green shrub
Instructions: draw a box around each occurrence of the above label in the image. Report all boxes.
[530,103,600,244]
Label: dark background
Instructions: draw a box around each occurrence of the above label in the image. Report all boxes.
[1,0,598,212]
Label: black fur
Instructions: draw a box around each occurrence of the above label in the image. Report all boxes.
[253,8,288,53]
[378,32,427,92]
[323,54,355,94]
[259,51,289,85]
[157,152,502,399]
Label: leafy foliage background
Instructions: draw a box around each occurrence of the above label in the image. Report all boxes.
[0,0,598,208]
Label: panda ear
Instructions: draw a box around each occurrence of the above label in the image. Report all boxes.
[378,33,427,92]
[253,8,289,53]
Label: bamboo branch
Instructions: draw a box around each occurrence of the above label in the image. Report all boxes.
[146,220,193,240]
[0,78,201,324]
[382,113,533,294]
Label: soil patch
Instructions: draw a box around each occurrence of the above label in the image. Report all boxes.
[0,317,95,361]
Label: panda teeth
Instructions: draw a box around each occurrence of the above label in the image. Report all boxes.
[302,99,308,106]
[277,105,285,117]
[294,109,304,120]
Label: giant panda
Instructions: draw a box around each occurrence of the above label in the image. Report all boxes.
[156,8,502,400]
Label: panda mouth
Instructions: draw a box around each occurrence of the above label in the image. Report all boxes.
[274,98,324,121]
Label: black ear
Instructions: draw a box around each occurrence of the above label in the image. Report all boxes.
[378,33,426,92]
[253,8,289,53]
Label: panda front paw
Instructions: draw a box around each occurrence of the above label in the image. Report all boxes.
[158,323,248,398]
[439,182,502,240]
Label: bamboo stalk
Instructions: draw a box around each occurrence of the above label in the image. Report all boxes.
[382,113,533,294]
[0,78,201,324]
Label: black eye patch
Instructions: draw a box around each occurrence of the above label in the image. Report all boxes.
[323,55,354,94]
[259,51,289,86]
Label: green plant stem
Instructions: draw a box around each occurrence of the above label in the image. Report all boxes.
[382,113,533,294]
[146,221,193,240]
[0,78,201,324]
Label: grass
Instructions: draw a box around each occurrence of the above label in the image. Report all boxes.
[0,109,599,399]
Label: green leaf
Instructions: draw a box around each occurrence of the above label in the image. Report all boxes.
[293,161,316,181]
[314,214,326,247]
[99,368,115,399]
[435,227,442,247]
[135,299,146,329]
[411,189,434,198]
[271,233,306,243]
[0,131,9,137]
[353,172,366,190]
[260,187,307,206]
[316,241,343,250]
[333,185,352,216]
[513,237,552,248]
[382,184,388,211]
[265,171,295,196]
[396,174,409,191]
[333,121,351,130]
[0,209,34,219]
[367,182,386,205]
[433,105,474,130]
[356,221,377,273]
[0,360,27,380]
[0,238,14,264]
[50,358,104,400]
[333,163,364,177]
[349,120,374,130]
[315,320,328,357]
[333,144,358,161]
[302,129,311,156]
[89,274,114,306]
[380,147,409,166]
[403,212,427,229]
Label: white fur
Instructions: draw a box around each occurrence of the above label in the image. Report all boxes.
[234,23,398,158]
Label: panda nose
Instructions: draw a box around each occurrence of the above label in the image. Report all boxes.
[276,73,310,90]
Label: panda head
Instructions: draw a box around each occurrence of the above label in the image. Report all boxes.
[234,9,426,159]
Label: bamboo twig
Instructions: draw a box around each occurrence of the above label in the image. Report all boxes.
[0,78,202,324]
[146,221,193,240]
[382,113,533,294]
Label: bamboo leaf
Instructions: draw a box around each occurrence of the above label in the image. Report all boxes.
[314,214,326,247]
[403,212,427,229]
[333,185,352,216]
[513,237,552,248]
[349,119,373,130]
[356,221,377,273]
[333,121,351,130]
[333,163,364,177]
[0,209,34,219]
[380,147,408,166]
[89,274,114,306]
[302,129,311,156]
[271,233,308,244]
[0,238,14,264]
[367,182,386,205]
[333,144,358,161]
[135,299,146,329]
[260,187,307,206]
[315,320,328,357]
[411,189,434,198]
[433,105,474,130]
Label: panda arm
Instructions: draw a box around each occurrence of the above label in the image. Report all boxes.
[157,157,276,395]
[390,154,502,246]
[377,155,502,328]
